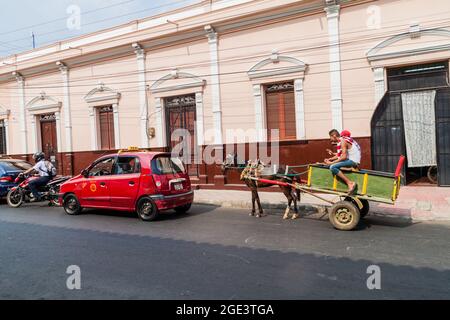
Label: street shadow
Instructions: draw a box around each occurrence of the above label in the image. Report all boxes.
[79,203,220,221]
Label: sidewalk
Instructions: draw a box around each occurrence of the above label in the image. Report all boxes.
[193,186,450,221]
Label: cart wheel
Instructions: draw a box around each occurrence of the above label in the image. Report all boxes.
[329,201,360,231]
[345,197,370,218]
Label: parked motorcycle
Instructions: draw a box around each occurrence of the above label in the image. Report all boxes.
[6,174,71,208]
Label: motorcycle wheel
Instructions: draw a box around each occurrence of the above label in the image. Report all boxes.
[7,189,24,208]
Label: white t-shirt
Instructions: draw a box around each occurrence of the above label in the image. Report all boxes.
[33,160,49,177]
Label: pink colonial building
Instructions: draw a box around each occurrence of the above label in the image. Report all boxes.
[0,0,449,187]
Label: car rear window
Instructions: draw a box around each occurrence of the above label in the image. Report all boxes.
[0,161,32,171]
[151,156,185,175]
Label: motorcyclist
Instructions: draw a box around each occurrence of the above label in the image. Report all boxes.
[21,152,53,202]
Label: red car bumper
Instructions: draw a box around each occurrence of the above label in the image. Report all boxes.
[150,190,194,211]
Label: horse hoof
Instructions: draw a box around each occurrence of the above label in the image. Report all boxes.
[283,215,289,220]
[292,214,299,220]
[249,212,255,216]
[256,214,261,218]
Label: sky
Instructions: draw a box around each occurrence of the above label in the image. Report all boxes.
[0,0,198,58]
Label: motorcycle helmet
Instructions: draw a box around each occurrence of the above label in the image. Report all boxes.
[32,151,45,162]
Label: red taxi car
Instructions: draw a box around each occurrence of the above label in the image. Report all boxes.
[59,148,194,221]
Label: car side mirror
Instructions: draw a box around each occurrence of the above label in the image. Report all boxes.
[81,169,88,178]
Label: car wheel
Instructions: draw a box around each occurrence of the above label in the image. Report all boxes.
[175,202,192,214]
[7,189,24,208]
[136,197,159,221]
[63,194,82,215]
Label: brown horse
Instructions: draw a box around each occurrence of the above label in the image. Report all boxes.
[221,154,301,219]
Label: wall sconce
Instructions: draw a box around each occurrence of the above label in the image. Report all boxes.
[148,127,156,138]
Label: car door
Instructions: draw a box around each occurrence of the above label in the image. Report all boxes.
[109,156,141,209]
[80,157,115,208]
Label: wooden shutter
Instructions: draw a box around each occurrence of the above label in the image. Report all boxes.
[99,106,115,150]
[265,82,296,141]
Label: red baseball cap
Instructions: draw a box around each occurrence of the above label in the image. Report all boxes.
[341,130,351,137]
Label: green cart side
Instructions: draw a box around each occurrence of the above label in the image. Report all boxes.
[302,156,405,231]
[306,165,401,205]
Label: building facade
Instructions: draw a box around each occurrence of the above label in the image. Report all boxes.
[0,0,449,187]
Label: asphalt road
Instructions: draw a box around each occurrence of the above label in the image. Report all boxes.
[0,199,449,299]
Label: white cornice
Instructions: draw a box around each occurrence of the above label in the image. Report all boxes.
[26,92,62,115]
[84,83,121,104]
[150,71,206,93]
[367,28,450,62]
[248,54,307,80]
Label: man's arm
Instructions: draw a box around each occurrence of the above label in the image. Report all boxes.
[327,141,349,165]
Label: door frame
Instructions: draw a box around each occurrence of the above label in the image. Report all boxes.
[164,94,199,176]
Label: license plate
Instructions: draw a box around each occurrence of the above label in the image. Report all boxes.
[174,183,183,191]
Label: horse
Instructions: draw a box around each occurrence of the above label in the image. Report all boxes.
[221,154,301,220]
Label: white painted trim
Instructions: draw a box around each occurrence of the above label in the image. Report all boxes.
[373,67,386,106]
[55,111,62,153]
[84,84,121,104]
[205,27,223,146]
[248,54,306,79]
[294,79,306,140]
[112,103,120,149]
[367,28,450,61]
[325,4,343,132]
[154,98,166,148]
[88,106,99,151]
[30,115,39,154]
[3,119,9,155]
[150,70,206,93]
[0,109,10,154]
[59,64,73,152]
[253,84,266,142]
[26,92,63,154]
[14,74,28,154]
[134,46,149,148]
[195,92,205,146]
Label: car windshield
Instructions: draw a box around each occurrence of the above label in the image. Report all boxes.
[0,161,32,172]
[151,156,185,175]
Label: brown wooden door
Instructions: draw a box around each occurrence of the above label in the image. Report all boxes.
[99,106,115,150]
[265,82,296,141]
[40,114,58,162]
[165,95,198,176]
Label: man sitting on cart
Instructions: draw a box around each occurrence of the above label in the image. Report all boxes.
[324,129,361,195]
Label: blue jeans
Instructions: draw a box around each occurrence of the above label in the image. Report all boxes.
[28,176,51,200]
[330,160,357,176]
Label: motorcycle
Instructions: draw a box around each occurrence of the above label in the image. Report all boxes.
[6,173,71,208]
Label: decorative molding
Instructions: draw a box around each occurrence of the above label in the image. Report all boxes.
[248,54,306,80]
[150,71,206,93]
[84,83,121,104]
[26,91,62,114]
[367,28,450,61]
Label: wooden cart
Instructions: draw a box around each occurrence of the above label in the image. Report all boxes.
[246,156,405,231]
